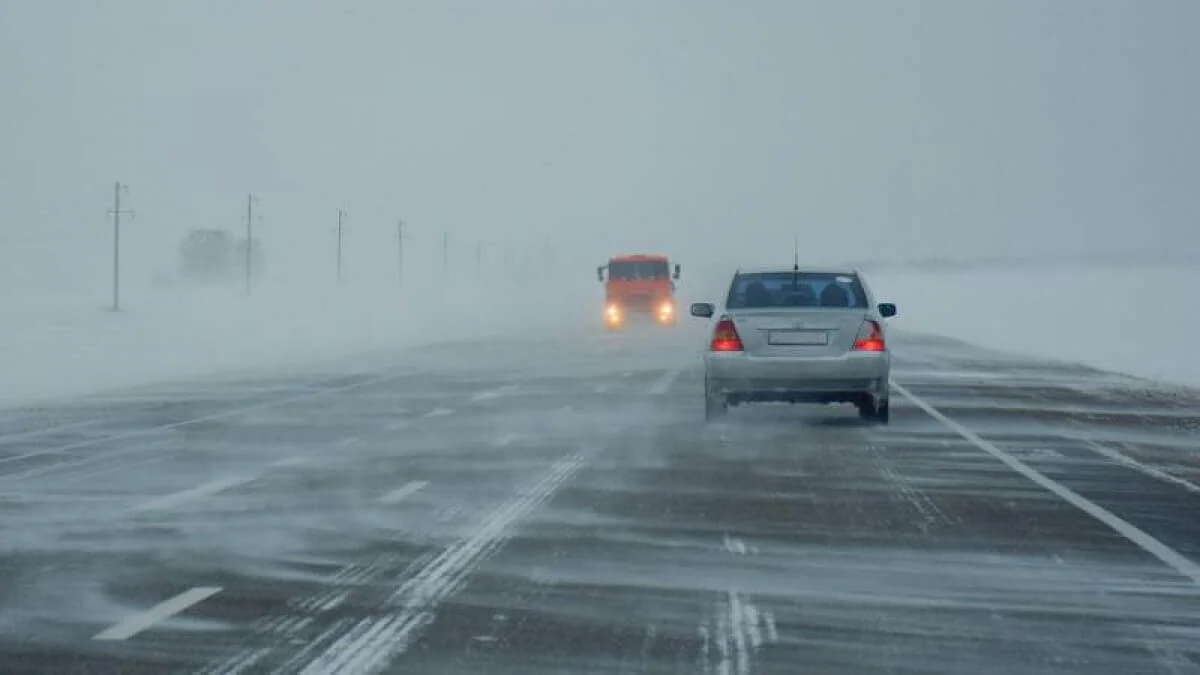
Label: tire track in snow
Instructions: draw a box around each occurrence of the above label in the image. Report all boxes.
[198,549,441,675]
[704,535,776,674]
[288,448,593,674]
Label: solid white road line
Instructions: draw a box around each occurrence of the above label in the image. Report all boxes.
[386,420,411,431]
[93,587,222,640]
[423,408,455,418]
[894,382,1200,586]
[648,370,681,395]
[380,480,429,505]
[131,475,254,513]
[336,436,361,448]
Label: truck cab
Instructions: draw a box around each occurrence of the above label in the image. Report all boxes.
[596,254,681,328]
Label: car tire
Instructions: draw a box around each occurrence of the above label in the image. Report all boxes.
[704,395,727,421]
[876,400,890,425]
[856,396,876,421]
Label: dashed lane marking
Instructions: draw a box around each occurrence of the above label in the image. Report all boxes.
[491,433,521,448]
[1063,421,1200,497]
[93,587,222,641]
[470,385,518,403]
[130,475,255,513]
[379,480,429,505]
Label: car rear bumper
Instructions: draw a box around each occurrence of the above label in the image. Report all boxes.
[705,351,890,403]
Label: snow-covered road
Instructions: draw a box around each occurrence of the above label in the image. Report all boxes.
[0,327,1198,674]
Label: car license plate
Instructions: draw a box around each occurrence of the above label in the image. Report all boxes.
[768,330,828,346]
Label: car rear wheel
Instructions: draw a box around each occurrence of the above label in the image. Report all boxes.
[857,396,889,425]
[704,395,727,421]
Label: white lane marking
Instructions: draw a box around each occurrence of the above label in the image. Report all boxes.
[93,587,222,640]
[131,475,254,513]
[728,592,751,675]
[764,611,779,643]
[386,420,411,431]
[723,534,748,555]
[336,436,360,448]
[593,384,609,394]
[470,385,518,403]
[894,382,1200,585]
[648,370,681,395]
[318,591,351,613]
[380,480,429,505]
[423,408,455,418]
[1063,424,1200,497]
[297,450,591,674]
[491,433,520,448]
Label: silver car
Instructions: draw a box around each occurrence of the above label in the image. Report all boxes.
[690,267,897,423]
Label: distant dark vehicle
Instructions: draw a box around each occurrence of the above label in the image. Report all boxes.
[179,229,263,284]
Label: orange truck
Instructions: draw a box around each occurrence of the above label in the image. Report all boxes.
[596,254,681,328]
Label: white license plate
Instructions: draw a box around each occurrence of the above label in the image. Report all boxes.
[768,330,828,346]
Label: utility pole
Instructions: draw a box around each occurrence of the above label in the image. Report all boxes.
[245,194,254,296]
[396,219,405,286]
[107,181,135,312]
[442,231,449,272]
[337,209,345,284]
[476,240,483,267]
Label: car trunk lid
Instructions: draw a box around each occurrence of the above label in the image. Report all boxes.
[727,309,868,357]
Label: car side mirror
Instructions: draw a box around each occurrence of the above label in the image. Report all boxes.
[878,302,897,318]
[596,266,605,282]
[690,302,714,318]
[673,263,681,280]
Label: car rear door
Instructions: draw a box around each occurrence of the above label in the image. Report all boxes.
[728,308,868,358]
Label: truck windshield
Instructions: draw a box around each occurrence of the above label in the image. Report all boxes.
[608,261,669,280]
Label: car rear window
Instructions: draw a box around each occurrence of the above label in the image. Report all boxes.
[725,272,868,309]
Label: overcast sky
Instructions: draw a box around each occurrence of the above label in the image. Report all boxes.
[2,0,1196,284]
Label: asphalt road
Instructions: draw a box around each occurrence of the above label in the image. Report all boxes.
[1,324,1199,674]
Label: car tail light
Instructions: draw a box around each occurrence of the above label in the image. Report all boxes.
[852,319,885,352]
[710,317,744,352]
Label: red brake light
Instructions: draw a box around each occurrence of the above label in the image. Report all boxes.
[852,319,885,352]
[710,317,744,352]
